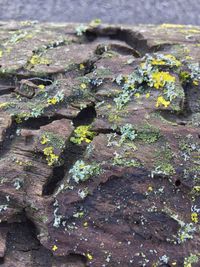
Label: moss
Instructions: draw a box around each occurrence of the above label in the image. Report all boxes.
[108,113,121,123]
[180,71,190,83]
[94,67,113,77]
[153,144,175,176]
[137,124,160,143]
[154,162,175,176]
[70,125,96,145]
[14,112,31,123]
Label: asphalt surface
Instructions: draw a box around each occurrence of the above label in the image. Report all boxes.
[0,0,199,25]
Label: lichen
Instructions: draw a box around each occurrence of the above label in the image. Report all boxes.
[70,125,96,144]
[47,90,64,105]
[113,52,181,110]
[69,160,101,183]
[113,152,141,167]
[152,145,175,176]
[150,71,175,89]
[43,146,59,166]
[191,212,198,223]
[156,95,170,108]
[184,254,199,267]
[119,124,137,144]
[0,102,15,110]
[29,55,51,65]
[40,132,65,149]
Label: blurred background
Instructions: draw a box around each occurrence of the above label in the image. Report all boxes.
[0,0,199,25]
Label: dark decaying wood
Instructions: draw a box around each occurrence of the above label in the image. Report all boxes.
[0,21,200,266]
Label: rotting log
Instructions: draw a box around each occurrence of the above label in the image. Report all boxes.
[0,21,200,267]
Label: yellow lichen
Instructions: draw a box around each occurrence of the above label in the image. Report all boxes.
[146,93,150,98]
[47,97,57,105]
[83,221,88,227]
[191,212,198,223]
[156,96,170,108]
[29,55,50,65]
[70,125,96,144]
[79,63,84,70]
[38,84,45,90]
[151,71,175,89]
[151,59,166,65]
[0,102,10,110]
[52,245,58,251]
[151,54,181,67]
[134,93,140,98]
[160,24,185,28]
[180,29,200,34]
[86,253,93,261]
[43,146,59,166]
[80,83,87,89]
[147,186,153,192]
[0,50,3,58]
[40,135,49,145]
[193,80,199,86]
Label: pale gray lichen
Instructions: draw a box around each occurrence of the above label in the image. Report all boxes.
[120,123,137,144]
[53,199,63,228]
[69,160,101,183]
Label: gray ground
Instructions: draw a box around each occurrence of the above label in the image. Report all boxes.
[0,0,199,25]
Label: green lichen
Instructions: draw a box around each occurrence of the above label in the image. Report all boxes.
[8,30,33,44]
[75,24,87,36]
[184,254,199,267]
[113,152,141,167]
[75,19,101,36]
[14,112,31,123]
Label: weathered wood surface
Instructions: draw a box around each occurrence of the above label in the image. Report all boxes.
[0,21,200,266]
